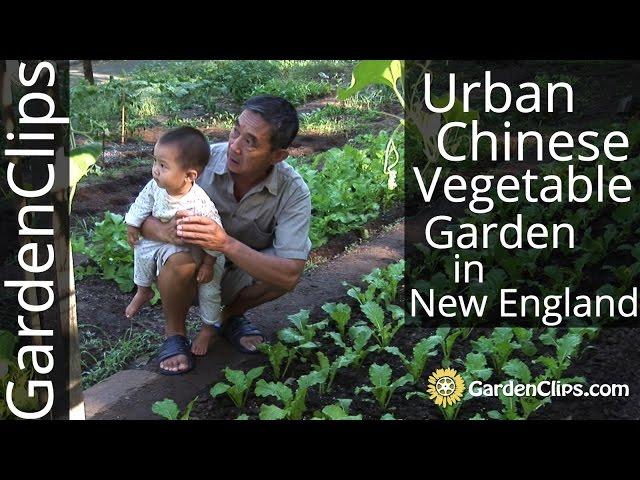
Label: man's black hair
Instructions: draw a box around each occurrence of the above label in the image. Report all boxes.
[243,95,299,149]
[157,126,210,172]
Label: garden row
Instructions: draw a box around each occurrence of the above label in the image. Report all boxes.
[153,260,602,420]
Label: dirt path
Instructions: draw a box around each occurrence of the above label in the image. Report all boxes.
[83,221,404,419]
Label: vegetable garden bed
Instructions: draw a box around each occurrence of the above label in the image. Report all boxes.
[184,261,640,421]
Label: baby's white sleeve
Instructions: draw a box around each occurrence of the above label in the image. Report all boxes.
[125,180,157,228]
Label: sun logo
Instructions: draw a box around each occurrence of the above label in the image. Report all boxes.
[427,368,465,407]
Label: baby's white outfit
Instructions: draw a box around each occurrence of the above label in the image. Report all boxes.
[125,179,225,325]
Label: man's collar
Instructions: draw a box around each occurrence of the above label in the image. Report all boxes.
[251,165,278,196]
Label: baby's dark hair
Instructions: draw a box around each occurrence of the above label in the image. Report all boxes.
[157,126,210,172]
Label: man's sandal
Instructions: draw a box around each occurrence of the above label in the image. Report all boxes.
[219,315,265,355]
[157,334,194,375]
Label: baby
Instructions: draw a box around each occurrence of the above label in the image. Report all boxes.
[124,126,224,328]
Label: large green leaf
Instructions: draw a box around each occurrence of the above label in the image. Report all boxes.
[390,374,413,390]
[326,332,346,349]
[180,396,198,420]
[321,404,349,419]
[413,336,439,363]
[323,303,351,321]
[70,143,101,186]
[245,366,265,383]
[351,326,374,352]
[502,358,532,384]
[556,334,582,362]
[8,382,39,412]
[361,301,385,331]
[152,398,180,420]
[261,343,289,378]
[335,353,355,370]
[320,402,362,420]
[297,371,324,390]
[314,351,330,374]
[464,352,493,381]
[384,346,406,361]
[322,302,351,335]
[430,95,479,124]
[277,328,305,344]
[369,363,392,388]
[259,404,288,420]
[288,310,310,332]
[289,387,309,420]
[69,143,102,206]
[254,380,293,405]
[210,383,230,398]
[338,60,403,101]
[223,368,246,387]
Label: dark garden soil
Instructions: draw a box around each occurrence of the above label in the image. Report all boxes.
[532,328,640,420]
[74,167,150,217]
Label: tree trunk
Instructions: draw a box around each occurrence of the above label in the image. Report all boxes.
[83,60,94,85]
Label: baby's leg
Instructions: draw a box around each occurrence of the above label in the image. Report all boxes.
[191,254,225,356]
[197,254,225,325]
[126,238,160,318]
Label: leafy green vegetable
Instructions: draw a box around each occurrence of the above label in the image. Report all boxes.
[321,302,351,338]
[384,336,439,383]
[255,372,324,420]
[210,366,265,408]
[313,399,362,420]
[360,301,404,348]
[71,212,135,293]
[152,396,198,420]
[257,342,297,381]
[355,363,412,409]
[311,351,356,394]
[325,325,380,367]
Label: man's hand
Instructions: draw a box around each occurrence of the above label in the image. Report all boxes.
[196,262,214,284]
[177,213,305,292]
[176,212,228,253]
[127,225,141,247]
[140,214,187,245]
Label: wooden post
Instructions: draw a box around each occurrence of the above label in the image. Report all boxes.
[121,90,126,144]
[49,61,85,419]
[53,185,85,420]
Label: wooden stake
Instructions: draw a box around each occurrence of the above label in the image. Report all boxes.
[121,90,125,144]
